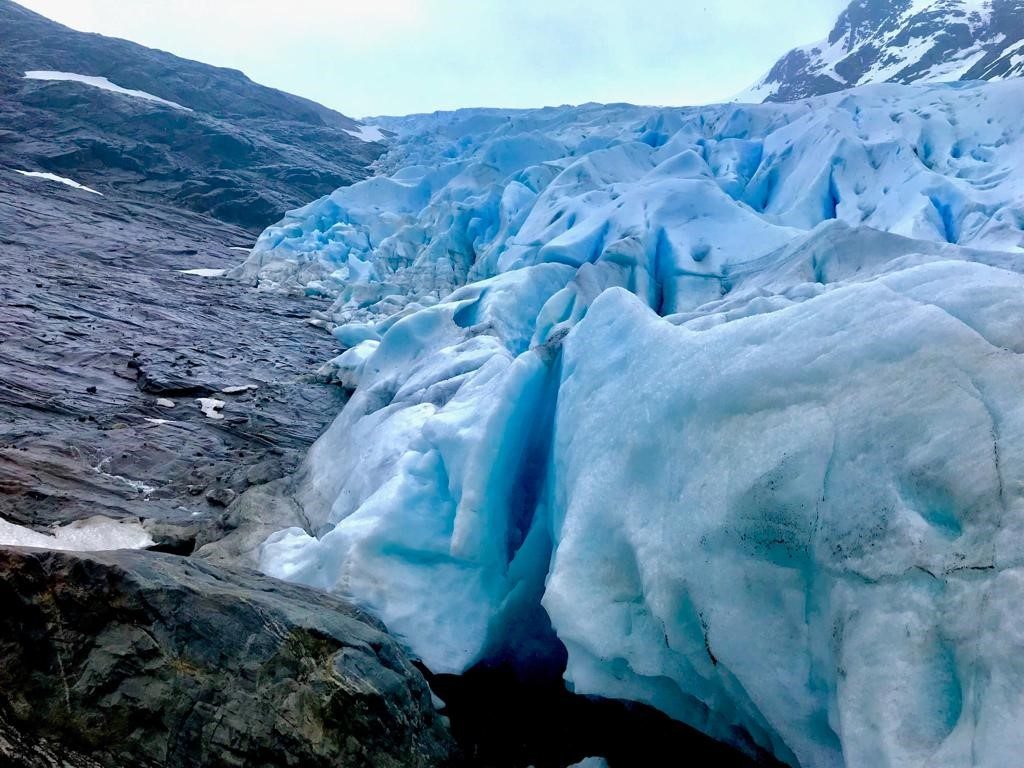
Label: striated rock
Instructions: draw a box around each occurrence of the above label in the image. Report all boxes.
[0,168,347,544]
[0,547,457,768]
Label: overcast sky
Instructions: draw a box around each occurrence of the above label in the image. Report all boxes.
[17,0,848,117]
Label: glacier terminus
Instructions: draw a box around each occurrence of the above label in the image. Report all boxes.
[238,76,1024,768]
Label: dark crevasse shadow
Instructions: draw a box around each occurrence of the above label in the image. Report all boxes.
[426,663,788,768]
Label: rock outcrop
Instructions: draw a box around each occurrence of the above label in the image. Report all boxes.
[0,547,457,768]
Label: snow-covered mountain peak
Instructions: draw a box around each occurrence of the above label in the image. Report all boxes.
[738,0,1024,102]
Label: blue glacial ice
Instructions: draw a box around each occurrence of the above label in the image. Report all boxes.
[244,80,1024,767]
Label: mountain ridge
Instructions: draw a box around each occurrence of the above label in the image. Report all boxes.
[1,0,356,128]
[0,0,384,230]
[738,0,1024,102]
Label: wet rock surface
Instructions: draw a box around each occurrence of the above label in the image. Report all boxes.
[0,547,457,768]
[0,170,346,552]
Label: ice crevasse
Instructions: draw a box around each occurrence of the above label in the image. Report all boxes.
[243,80,1024,767]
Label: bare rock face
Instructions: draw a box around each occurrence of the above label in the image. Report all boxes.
[0,548,458,768]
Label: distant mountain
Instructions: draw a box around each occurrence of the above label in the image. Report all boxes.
[738,0,1024,103]
[0,0,386,229]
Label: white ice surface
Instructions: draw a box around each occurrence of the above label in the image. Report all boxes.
[14,169,102,195]
[0,516,154,551]
[24,70,192,111]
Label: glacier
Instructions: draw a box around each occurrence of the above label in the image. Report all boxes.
[242,79,1024,767]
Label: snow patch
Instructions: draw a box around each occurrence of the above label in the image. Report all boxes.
[196,398,226,419]
[14,169,102,195]
[344,124,386,143]
[24,70,192,111]
[177,268,227,277]
[0,515,154,552]
[737,0,1014,101]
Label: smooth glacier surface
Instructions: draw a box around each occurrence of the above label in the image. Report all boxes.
[248,80,1024,767]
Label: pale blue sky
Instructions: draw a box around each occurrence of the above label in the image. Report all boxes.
[18,0,848,117]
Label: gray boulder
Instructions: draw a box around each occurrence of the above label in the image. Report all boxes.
[0,547,457,768]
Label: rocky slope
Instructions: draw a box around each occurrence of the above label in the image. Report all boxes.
[0,0,384,230]
[0,4,461,766]
[739,0,1024,102]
